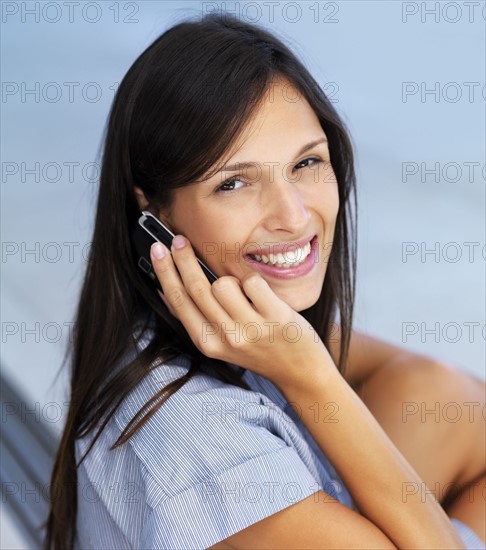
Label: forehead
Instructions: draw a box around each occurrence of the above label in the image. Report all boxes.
[223,78,325,161]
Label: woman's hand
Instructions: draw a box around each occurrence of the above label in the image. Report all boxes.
[150,236,333,390]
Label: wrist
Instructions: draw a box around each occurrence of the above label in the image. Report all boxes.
[273,346,340,401]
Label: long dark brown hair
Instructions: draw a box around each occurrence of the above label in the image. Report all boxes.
[43,12,357,549]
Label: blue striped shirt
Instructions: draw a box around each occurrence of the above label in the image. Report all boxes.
[74,328,484,549]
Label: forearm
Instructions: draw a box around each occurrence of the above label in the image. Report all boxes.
[277,361,466,549]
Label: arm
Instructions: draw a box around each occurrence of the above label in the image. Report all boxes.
[151,240,466,549]
[209,356,466,550]
[276,360,465,549]
[208,491,398,550]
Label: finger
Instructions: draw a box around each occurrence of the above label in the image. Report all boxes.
[211,275,262,321]
[239,273,290,319]
[150,242,215,341]
[169,235,234,325]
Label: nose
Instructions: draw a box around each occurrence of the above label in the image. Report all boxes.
[261,179,311,234]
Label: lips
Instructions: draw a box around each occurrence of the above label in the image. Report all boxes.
[244,235,319,280]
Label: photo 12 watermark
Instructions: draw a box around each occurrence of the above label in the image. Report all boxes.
[201,2,341,24]
[1,480,142,505]
[402,400,486,423]
[200,319,340,345]
[1,2,140,24]
[2,161,101,184]
[402,322,486,344]
[2,242,92,263]
[401,242,485,263]
[201,77,340,106]
[401,82,485,103]
[401,1,486,23]
[200,478,342,505]
[199,239,334,266]
[2,81,120,104]
[2,400,70,425]
[2,321,76,343]
[402,480,486,504]
[200,397,340,426]
[401,162,485,184]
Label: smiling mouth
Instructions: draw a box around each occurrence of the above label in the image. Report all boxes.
[246,238,314,269]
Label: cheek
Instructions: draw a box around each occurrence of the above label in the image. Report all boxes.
[311,186,339,226]
[331,194,340,221]
[168,208,214,254]
[324,178,340,220]
[180,213,247,272]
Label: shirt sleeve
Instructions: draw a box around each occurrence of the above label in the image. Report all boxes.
[114,362,323,550]
[450,518,486,550]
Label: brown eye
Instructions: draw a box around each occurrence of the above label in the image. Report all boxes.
[215,177,245,193]
[294,157,322,170]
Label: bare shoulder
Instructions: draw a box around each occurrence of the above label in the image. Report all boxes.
[327,326,426,388]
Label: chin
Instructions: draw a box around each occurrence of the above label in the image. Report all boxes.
[276,290,321,313]
[273,274,325,312]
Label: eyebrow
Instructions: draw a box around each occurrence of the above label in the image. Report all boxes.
[216,137,328,174]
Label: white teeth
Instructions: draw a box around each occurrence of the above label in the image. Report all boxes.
[251,241,312,267]
[285,250,297,262]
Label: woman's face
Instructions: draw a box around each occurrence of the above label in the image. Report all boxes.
[157,78,339,312]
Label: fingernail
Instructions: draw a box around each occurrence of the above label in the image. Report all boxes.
[172,235,188,249]
[151,242,167,260]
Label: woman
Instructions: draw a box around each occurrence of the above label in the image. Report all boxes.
[44,12,485,549]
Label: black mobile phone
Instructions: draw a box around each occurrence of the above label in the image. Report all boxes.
[131,210,218,292]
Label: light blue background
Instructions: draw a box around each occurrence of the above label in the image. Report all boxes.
[1,1,485,547]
